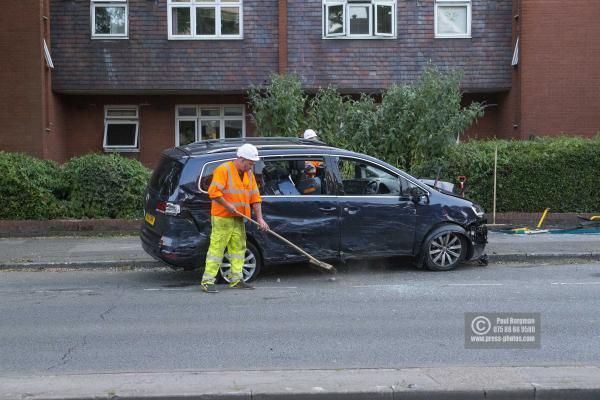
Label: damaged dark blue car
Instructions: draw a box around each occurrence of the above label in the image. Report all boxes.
[141,138,487,281]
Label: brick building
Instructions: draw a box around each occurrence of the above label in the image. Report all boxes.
[1,0,598,167]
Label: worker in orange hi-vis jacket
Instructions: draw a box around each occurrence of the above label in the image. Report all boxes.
[303,129,323,170]
[199,143,269,293]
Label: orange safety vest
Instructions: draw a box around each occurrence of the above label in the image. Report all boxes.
[207,161,261,218]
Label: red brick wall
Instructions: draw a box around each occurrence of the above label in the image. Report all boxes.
[463,93,500,139]
[519,0,600,138]
[62,95,252,168]
[0,1,44,157]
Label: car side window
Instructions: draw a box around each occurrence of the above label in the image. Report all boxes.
[336,158,400,196]
[254,157,329,196]
[198,161,224,193]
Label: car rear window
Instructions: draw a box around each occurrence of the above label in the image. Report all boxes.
[148,157,184,197]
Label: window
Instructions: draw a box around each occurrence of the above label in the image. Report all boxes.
[43,40,54,69]
[256,158,330,196]
[91,0,128,38]
[323,0,395,38]
[336,157,401,196]
[103,106,139,151]
[176,105,245,146]
[434,0,471,38]
[168,0,243,39]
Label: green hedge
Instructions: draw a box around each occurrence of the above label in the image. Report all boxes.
[0,152,66,219]
[412,136,600,213]
[0,152,151,220]
[62,154,151,218]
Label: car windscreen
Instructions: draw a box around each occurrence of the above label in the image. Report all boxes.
[148,157,184,197]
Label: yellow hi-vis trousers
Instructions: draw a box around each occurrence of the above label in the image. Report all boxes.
[201,216,246,284]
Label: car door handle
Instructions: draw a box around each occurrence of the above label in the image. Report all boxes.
[343,207,359,215]
[318,207,337,212]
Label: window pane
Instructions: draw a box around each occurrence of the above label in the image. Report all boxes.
[221,7,240,35]
[200,108,220,117]
[224,120,243,138]
[338,158,399,196]
[178,120,196,145]
[172,7,191,35]
[95,6,126,35]
[437,5,468,34]
[327,5,344,35]
[177,107,197,117]
[107,108,137,117]
[201,120,220,140]
[376,4,393,34]
[349,5,369,35]
[106,123,137,146]
[224,106,243,116]
[196,7,216,35]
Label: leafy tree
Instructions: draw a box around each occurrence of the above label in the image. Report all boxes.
[248,73,307,137]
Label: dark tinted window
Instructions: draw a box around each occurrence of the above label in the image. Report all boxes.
[149,157,184,196]
[256,157,329,196]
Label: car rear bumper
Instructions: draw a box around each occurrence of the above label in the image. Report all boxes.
[140,225,202,268]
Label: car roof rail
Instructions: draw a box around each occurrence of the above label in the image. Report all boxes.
[181,137,334,155]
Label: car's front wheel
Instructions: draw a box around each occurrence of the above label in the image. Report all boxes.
[219,242,262,282]
[422,230,466,271]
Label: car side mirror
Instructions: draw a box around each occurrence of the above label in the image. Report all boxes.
[406,186,428,205]
[412,193,429,205]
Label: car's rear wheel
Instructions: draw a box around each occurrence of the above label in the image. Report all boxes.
[219,242,262,282]
[423,231,466,271]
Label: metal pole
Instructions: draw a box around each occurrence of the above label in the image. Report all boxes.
[493,145,498,225]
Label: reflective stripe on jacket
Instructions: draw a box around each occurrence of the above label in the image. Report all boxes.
[207,161,261,218]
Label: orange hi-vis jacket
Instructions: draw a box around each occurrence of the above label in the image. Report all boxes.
[207,161,261,218]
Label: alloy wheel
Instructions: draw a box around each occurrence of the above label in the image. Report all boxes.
[219,249,257,283]
[428,232,463,268]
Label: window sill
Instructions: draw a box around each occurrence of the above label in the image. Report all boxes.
[103,148,140,153]
[168,36,243,40]
[434,34,472,39]
[322,35,397,40]
[92,36,129,40]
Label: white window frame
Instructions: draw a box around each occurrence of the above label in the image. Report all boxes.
[103,106,139,152]
[434,0,471,39]
[374,2,394,37]
[167,0,243,40]
[325,2,346,37]
[322,0,396,39]
[175,105,246,146]
[43,39,54,69]
[347,3,372,37]
[91,0,129,39]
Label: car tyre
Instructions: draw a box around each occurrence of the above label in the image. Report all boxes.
[422,230,466,271]
[218,241,262,283]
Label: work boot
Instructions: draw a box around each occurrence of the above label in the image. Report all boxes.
[229,280,254,290]
[200,283,219,293]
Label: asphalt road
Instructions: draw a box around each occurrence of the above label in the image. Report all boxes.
[1,261,600,376]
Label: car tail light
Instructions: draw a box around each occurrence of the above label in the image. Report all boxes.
[156,201,180,216]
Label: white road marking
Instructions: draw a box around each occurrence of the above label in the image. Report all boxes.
[256,286,298,289]
[446,283,504,286]
[551,282,600,285]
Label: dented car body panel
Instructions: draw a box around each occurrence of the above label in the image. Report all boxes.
[140,138,487,271]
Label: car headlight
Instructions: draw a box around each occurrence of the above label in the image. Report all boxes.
[471,204,485,218]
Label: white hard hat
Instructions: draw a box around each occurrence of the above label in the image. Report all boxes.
[237,143,260,161]
[303,129,318,140]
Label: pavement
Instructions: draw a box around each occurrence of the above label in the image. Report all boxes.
[2,366,600,400]
[1,230,599,399]
[0,231,599,270]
